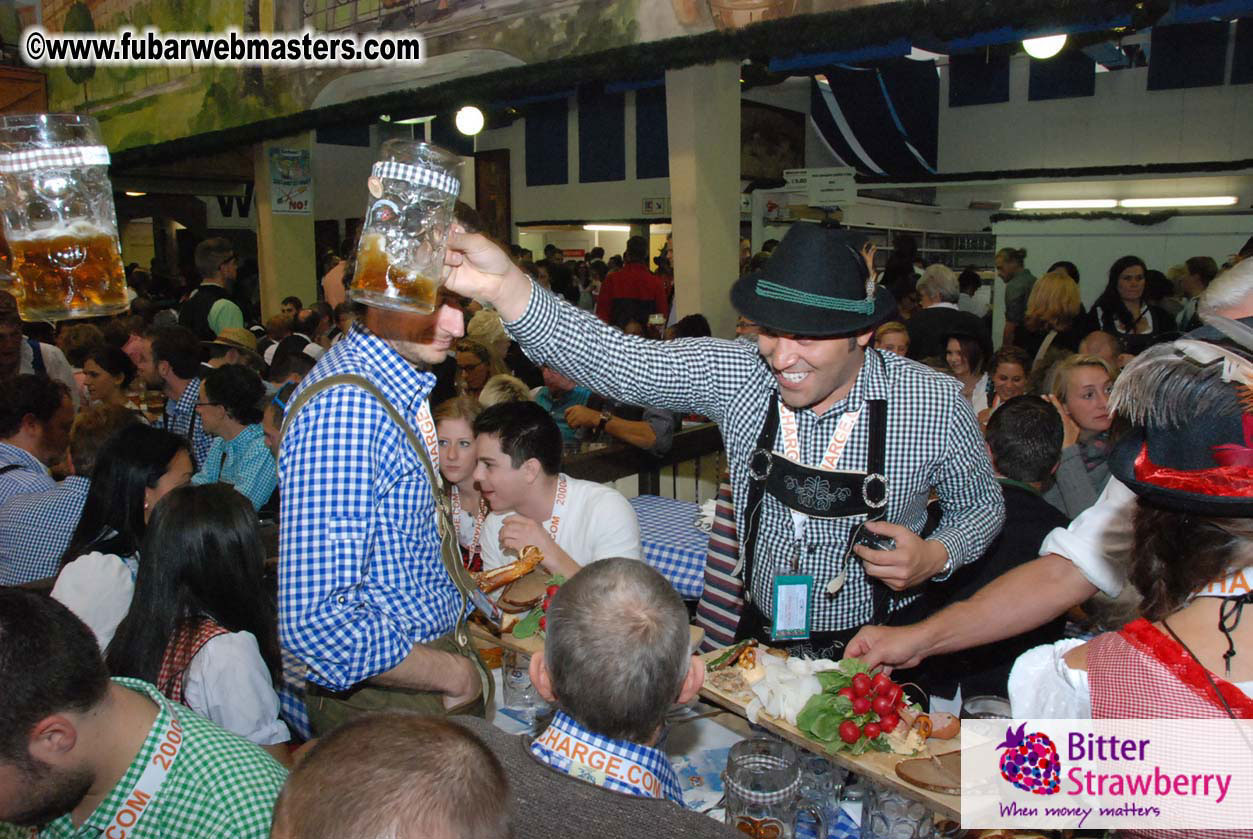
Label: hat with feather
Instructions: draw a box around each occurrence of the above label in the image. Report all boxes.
[1107,315,1253,516]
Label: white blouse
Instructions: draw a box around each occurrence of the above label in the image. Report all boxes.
[52,552,290,745]
[1009,639,1253,720]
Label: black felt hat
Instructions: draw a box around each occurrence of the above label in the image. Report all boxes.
[1107,337,1253,516]
[731,222,897,337]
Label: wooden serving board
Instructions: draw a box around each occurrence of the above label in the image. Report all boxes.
[470,622,705,658]
[697,650,961,820]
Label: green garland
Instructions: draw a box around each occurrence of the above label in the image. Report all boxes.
[989,211,1182,225]
[111,0,1167,169]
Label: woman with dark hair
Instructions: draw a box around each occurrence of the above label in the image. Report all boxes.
[191,363,276,510]
[106,484,290,759]
[944,333,988,412]
[1086,255,1173,355]
[1011,339,1253,743]
[51,424,193,649]
[81,345,144,415]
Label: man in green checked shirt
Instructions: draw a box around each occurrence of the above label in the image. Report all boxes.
[0,591,285,839]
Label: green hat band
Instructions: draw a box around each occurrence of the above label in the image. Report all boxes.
[755,279,876,314]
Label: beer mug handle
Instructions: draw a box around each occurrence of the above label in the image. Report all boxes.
[793,801,826,839]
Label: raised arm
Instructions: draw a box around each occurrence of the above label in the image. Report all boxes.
[444,231,756,422]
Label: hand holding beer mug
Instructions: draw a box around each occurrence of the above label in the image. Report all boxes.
[350,140,463,314]
[0,114,129,321]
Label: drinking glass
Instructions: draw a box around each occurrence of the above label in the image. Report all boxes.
[961,695,1011,719]
[723,738,826,839]
[0,114,128,321]
[501,649,546,723]
[799,753,846,835]
[349,139,462,314]
[860,781,937,839]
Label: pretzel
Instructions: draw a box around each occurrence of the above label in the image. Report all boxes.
[473,545,545,594]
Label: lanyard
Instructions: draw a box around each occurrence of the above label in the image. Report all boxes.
[532,721,669,801]
[777,403,862,472]
[777,404,862,543]
[415,400,439,471]
[546,474,569,543]
[104,704,184,838]
[450,484,486,567]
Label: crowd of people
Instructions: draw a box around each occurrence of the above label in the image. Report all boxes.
[0,215,1251,839]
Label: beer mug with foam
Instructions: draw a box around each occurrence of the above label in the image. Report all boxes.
[0,114,128,321]
[349,140,462,315]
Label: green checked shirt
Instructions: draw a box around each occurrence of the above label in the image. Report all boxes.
[1,678,286,839]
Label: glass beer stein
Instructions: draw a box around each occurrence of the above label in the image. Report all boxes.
[349,140,462,314]
[723,738,826,839]
[0,114,128,321]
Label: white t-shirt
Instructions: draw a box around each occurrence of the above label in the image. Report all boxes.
[1038,476,1136,598]
[52,551,289,745]
[479,474,643,573]
[21,339,80,408]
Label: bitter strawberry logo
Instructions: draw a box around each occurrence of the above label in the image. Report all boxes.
[997,723,1061,795]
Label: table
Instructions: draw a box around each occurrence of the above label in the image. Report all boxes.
[630,494,708,599]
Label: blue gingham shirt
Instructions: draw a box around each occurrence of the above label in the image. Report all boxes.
[0,441,55,508]
[277,322,459,691]
[0,474,89,585]
[507,284,1005,632]
[531,710,685,804]
[191,424,277,510]
[158,378,213,469]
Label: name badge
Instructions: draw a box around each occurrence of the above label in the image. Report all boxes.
[770,573,812,641]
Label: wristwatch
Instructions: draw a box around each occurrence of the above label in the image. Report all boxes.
[931,550,957,582]
[594,409,612,436]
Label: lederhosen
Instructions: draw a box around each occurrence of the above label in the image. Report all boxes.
[734,389,930,660]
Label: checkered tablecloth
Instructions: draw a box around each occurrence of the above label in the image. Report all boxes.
[629,495,707,600]
[279,648,313,741]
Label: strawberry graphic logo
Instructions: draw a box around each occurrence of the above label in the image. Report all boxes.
[997,723,1061,795]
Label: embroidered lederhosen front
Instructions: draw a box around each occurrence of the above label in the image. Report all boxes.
[739,393,892,630]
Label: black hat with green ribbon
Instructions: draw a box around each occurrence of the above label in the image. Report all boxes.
[730,222,897,337]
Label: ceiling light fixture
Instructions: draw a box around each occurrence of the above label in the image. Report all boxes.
[124,191,147,197]
[1119,196,1238,208]
[1022,34,1067,59]
[583,224,631,232]
[1013,199,1117,210]
[455,106,485,136]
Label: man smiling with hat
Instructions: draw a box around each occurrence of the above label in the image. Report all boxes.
[442,222,1004,657]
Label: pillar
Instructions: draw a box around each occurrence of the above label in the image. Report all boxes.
[254,133,317,320]
[665,61,741,338]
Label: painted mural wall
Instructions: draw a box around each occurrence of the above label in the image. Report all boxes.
[22,0,898,150]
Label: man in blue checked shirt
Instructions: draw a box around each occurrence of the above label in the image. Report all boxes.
[0,374,73,509]
[443,222,1005,664]
[278,284,483,734]
[0,403,136,586]
[137,325,214,469]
